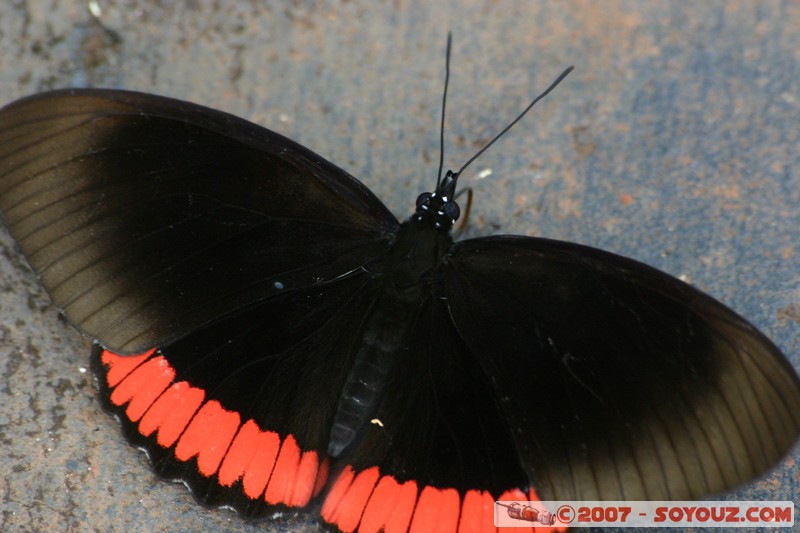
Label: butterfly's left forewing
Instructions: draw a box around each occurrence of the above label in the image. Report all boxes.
[0,89,399,354]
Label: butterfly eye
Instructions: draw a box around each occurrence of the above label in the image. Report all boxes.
[416,192,432,208]
[443,199,460,222]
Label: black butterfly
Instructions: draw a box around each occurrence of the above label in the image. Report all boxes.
[1,48,798,533]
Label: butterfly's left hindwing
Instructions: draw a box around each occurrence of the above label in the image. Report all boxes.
[442,235,800,501]
[92,272,380,516]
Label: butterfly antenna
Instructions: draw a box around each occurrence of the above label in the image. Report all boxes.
[454,65,575,179]
[436,33,452,188]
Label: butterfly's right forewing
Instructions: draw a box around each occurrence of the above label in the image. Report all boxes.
[443,235,800,501]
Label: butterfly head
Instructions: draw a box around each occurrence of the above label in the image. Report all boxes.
[414,170,460,231]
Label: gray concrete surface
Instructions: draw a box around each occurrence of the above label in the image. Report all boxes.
[0,1,798,532]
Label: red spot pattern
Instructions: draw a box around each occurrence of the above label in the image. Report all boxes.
[100,349,326,508]
[100,350,564,532]
[174,400,241,475]
[321,466,567,533]
[139,381,205,447]
[218,419,280,497]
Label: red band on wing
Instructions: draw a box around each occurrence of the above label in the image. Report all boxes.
[99,349,326,508]
[107,354,174,421]
[174,399,241,475]
[457,489,494,533]
[322,465,382,531]
[360,474,418,533]
[139,381,205,447]
[322,466,565,533]
[409,486,460,532]
[103,349,154,386]
[218,419,280,497]
[100,349,562,531]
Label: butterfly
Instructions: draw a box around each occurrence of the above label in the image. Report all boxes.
[1,42,799,533]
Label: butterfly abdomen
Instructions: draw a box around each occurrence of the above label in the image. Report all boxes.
[329,294,416,457]
[329,218,454,457]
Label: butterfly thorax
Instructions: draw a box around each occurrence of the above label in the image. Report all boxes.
[375,172,460,289]
[380,216,454,290]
